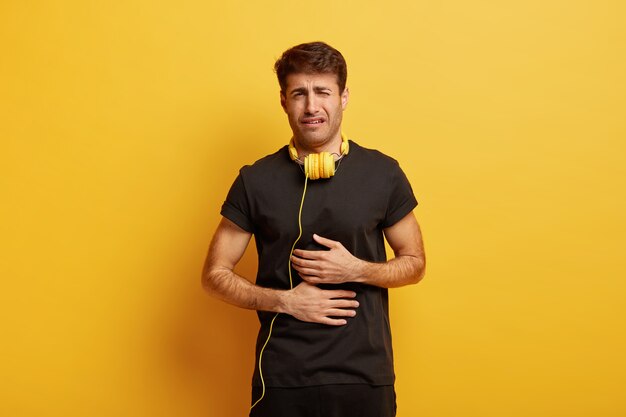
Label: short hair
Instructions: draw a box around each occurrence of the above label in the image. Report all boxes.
[274,41,348,94]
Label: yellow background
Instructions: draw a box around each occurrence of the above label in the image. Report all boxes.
[1,1,625,416]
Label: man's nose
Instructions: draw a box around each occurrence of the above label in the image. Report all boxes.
[305,95,319,114]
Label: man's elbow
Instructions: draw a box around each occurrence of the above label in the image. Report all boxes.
[408,255,426,285]
[201,264,221,295]
[201,268,211,293]
[415,262,426,284]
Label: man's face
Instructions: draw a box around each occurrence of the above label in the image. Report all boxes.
[280,72,349,152]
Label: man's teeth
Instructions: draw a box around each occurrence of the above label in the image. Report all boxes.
[305,120,323,124]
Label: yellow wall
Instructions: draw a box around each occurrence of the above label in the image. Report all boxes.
[1,1,625,416]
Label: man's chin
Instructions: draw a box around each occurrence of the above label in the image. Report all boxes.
[295,131,329,146]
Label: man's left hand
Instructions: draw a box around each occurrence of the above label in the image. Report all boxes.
[291,234,363,284]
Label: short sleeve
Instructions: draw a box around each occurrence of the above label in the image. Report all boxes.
[220,171,255,233]
[382,162,418,228]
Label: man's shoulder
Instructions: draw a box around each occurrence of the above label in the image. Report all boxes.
[349,140,401,168]
[240,145,290,174]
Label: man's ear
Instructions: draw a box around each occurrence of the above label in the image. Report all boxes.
[341,87,349,110]
[280,91,287,112]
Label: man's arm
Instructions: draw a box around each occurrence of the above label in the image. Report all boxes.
[202,217,359,325]
[291,211,426,288]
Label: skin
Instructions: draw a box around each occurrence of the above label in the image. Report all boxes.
[280,72,349,158]
[202,72,426,326]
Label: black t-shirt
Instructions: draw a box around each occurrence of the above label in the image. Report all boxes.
[221,140,418,387]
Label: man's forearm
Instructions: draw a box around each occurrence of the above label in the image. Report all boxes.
[354,254,425,288]
[202,266,286,313]
[202,266,360,326]
[203,218,359,325]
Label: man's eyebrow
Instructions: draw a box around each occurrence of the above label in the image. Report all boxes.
[288,86,333,95]
[289,87,308,96]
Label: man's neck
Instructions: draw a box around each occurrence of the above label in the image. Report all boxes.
[293,134,343,159]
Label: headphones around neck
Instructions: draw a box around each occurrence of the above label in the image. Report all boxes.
[288,132,350,179]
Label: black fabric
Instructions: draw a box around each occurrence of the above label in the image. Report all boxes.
[249,384,397,417]
[221,140,418,388]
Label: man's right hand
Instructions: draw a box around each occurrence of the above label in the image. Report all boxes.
[281,281,359,326]
[203,218,359,325]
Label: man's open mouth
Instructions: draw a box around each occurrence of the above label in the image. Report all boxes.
[302,118,325,125]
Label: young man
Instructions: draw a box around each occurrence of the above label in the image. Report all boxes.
[202,41,426,417]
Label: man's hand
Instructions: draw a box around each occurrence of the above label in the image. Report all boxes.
[291,212,426,289]
[282,281,359,326]
[291,234,363,284]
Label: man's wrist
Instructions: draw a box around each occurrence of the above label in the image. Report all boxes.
[275,288,291,315]
[352,258,373,284]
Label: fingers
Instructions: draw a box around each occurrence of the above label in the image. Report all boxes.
[292,249,325,260]
[290,254,319,269]
[330,298,359,309]
[327,289,357,300]
[298,273,347,285]
[322,292,359,321]
[293,269,319,282]
[313,233,339,248]
[291,254,341,283]
[315,306,358,326]
[287,282,359,326]
[292,234,341,258]
[290,255,330,284]
[291,236,355,286]
[320,317,350,326]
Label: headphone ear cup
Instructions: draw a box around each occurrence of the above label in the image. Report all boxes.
[312,154,320,180]
[320,152,334,178]
[303,152,336,179]
[315,154,324,178]
[305,154,316,180]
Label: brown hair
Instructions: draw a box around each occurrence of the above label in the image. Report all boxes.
[274,41,348,93]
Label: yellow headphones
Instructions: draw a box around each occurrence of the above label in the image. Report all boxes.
[288,132,350,179]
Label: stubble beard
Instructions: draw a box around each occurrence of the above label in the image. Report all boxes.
[293,119,342,154]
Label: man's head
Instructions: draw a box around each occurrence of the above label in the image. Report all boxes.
[274,41,348,95]
[275,42,349,154]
